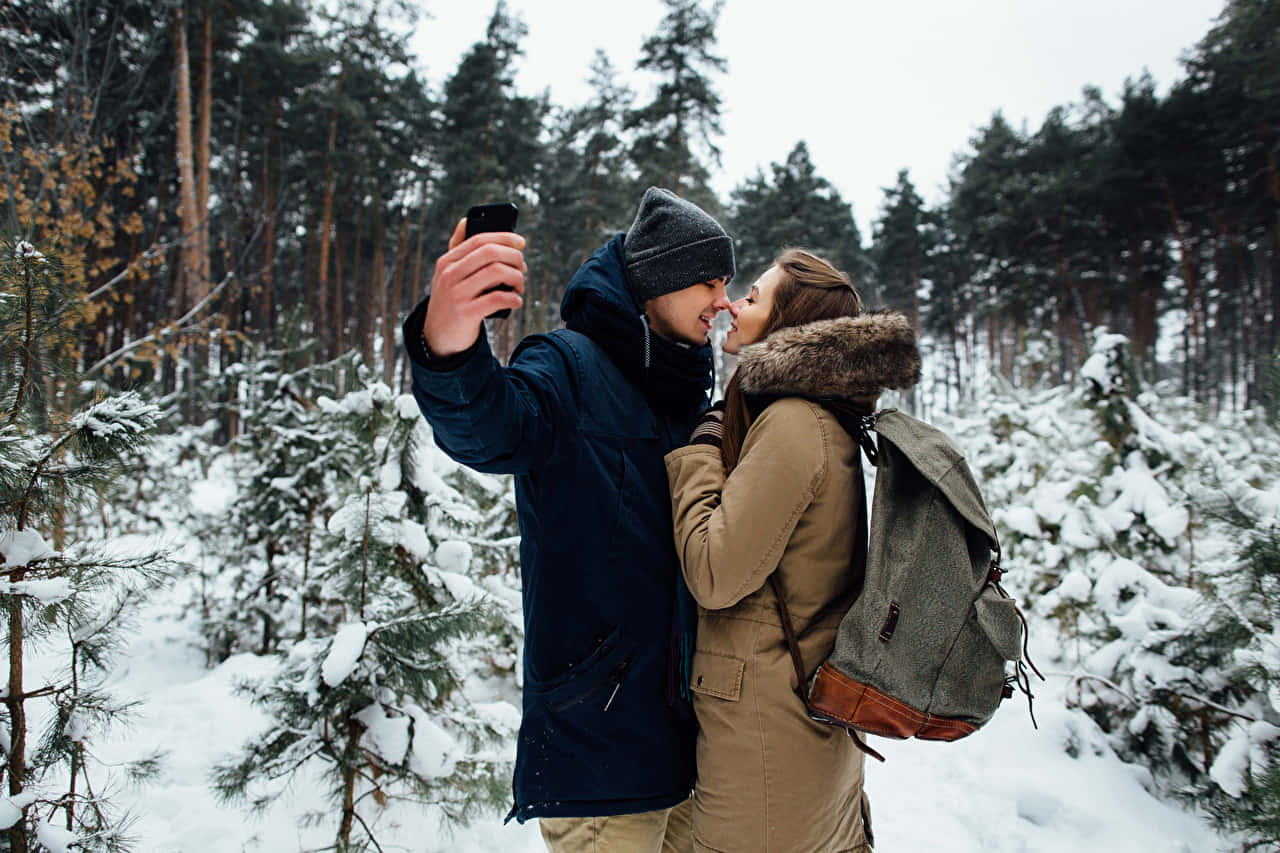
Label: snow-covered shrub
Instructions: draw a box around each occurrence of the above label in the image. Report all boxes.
[207,346,357,659]
[947,330,1280,847]
[211,374,519,850]
[0,237,169,852]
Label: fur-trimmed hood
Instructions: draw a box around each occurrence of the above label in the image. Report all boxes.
[736,311,921,401]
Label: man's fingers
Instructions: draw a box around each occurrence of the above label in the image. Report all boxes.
[452,263,526,302]
[447,217,467,251]
[439,243,527,293]
[438,230,526,268]
[476,287,524,317]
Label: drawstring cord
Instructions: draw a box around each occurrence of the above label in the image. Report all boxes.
[640,313,652,370]
[989,563,1045,729]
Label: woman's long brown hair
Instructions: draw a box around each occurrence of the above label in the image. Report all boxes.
[720,249,864,472]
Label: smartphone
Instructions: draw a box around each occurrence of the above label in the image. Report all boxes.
[465,202,520,319]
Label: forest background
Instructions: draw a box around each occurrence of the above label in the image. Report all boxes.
[2,0,1280,851]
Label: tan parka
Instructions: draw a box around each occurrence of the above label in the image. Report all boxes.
[665,312,921,853]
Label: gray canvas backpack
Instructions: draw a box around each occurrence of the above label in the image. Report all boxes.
[771,408,1040,761]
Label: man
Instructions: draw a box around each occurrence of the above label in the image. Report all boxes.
[402,188,735,851]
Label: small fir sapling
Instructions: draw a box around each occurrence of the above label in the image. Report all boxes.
[1,237,169,853]
[208,343,352,659]
[211,376,513,851]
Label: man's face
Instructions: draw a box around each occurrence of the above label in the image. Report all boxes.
[643,277,732,345]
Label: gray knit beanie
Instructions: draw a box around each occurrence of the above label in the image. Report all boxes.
[623,187,735,302]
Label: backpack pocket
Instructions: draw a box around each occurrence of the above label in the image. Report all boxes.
[974,592,1022,662]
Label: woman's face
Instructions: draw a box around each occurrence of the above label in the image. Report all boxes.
[722,265,781,355]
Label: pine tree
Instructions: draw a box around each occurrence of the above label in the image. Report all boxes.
[205,333,343,660]
[1,237,168,852]
[727,141,866,288]
[870,169,926,324]
[431,1,546,360]
[211,374,515,850]
[629,0,727,212]
[525,51,637,336]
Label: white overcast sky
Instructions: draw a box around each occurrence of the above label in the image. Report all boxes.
[411,0,1225,236]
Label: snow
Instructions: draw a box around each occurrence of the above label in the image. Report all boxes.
[435,540,473,575]
[0,793,37,830]
[996,505,1042,538]
[321,622,368,687]
[35,820,78,853]
[1210,722,1280,798]
[1,577,72,604]
[407,705,459,779]
[13,239,46,263]
[10,339,1269,851]
[68,391,159,437]
[63,505,1233,853]
[0,528,57,568]
[354,702,411,766]
[1079,332,1130,395]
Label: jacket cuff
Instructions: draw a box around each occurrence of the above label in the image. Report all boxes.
[664,444,723,465]
[402,295,483,372]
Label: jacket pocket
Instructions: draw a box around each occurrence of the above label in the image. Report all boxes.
[689,650,745,701]
[527,626,632,713]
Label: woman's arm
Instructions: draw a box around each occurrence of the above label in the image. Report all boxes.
[665,398,829,610]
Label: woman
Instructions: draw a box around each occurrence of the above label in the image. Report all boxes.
[665,249,921,852]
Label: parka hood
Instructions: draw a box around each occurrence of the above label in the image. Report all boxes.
[737,311,921,402]
[560,234,713,414]
[560,233,643,324]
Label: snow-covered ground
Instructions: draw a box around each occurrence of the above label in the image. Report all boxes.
[83,575,1225,852]
[9,343,1262,851]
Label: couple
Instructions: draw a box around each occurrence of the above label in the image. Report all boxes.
[404,188,919,852]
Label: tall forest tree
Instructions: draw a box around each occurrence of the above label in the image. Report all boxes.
[870,169,927,324]
[432,1,546,360]
[628,0,727,213]
[523,51,638,336]
[727,141,866,291]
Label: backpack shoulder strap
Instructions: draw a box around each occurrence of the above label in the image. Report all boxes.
[768,573,885,762]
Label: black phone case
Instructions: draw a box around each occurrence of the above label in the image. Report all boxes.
[465,203,519,319]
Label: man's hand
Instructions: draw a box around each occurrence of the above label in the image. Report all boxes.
[422,218,527,357]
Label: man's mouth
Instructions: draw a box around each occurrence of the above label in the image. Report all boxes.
[699,317,713,331]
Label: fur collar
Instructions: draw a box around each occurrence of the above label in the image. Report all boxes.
[736,311,921,401]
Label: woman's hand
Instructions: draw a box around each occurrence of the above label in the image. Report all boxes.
[689,400,727,448]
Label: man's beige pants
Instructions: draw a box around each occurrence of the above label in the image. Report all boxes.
[539,797,693,853]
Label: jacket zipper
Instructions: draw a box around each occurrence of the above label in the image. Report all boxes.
[550,657,631,712]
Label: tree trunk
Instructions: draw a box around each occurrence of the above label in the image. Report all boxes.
[403,177,430,391]
[260,96,282,342]
[316,65,348,360]
[173,4,202,312]
[1163,181,1202,399]
[362,196,383,369]
[336,719,362,850]
[385,205,411,385]
[6,586,28,853]
[196,3,213,289]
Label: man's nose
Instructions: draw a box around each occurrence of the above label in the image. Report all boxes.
[710,283,732,313]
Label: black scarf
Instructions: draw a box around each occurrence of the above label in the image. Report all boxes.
[565,289,713,416]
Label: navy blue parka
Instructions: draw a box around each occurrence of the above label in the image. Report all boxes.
[403,234,709,823]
